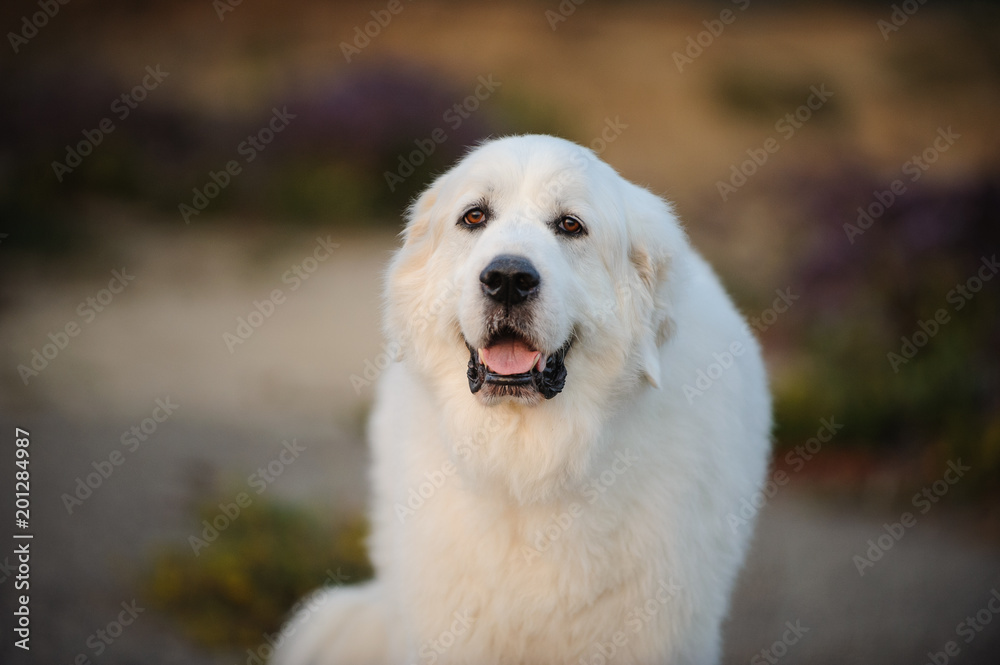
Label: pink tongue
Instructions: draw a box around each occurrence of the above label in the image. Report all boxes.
[481,339,538,375]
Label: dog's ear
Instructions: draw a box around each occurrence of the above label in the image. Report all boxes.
[383,178,445,357]
[401,177,440,247]
[624,183,688,389]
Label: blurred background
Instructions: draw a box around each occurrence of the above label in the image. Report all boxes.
[1,0,998,663]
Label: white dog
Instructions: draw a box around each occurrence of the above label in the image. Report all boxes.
[272,135,771,665]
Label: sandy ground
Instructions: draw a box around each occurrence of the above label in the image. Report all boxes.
[1,222,998,664]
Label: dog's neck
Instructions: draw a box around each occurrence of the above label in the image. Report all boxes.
[440,379,648,506]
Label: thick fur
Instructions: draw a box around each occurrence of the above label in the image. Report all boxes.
[272,135,771,665]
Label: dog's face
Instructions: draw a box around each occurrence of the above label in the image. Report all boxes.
[453,147,598,406]
[385,135,688,499]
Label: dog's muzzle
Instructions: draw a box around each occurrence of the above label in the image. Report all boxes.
[466,337,570,399]
[465,254,570,400]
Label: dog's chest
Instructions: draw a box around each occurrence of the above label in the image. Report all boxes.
[401,493,658,662]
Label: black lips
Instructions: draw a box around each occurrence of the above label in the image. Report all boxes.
[466,342,570,399]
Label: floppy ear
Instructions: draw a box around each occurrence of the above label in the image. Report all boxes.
[400,176,440,247]
[383,177,445,356]
[624,184,688,389]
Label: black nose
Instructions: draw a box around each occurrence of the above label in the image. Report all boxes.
[480,254,540,306]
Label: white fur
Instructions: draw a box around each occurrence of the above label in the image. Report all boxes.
[272,135,771,665]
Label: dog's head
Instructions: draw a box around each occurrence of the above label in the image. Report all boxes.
[384,135,690,499]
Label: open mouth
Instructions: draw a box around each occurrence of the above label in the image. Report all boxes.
[466,329,570,400]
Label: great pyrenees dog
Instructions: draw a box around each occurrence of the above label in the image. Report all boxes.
[273,135,771,665]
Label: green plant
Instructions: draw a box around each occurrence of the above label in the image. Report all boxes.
[144,495,372,649]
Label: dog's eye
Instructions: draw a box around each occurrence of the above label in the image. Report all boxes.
[557,215,585,236]
[461,208,488,227]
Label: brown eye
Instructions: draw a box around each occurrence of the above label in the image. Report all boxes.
[558,215,584,235]
[462,208,487,226]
